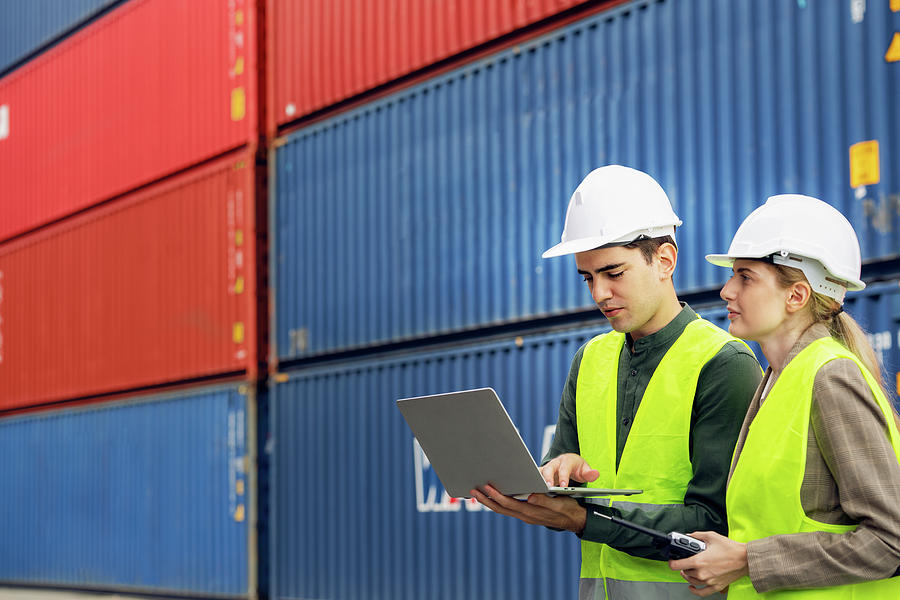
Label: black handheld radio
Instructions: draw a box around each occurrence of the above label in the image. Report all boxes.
[593,511,706,559]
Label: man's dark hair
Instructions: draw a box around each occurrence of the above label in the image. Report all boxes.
[624,235,677,264]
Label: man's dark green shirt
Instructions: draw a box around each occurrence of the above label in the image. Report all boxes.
[541,304,761,560]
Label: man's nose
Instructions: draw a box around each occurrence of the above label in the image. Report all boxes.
[591,279,612,305]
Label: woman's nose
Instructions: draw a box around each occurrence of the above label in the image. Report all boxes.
[720,277,736,301]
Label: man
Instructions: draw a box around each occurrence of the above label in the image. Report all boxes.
[472,166,761,600]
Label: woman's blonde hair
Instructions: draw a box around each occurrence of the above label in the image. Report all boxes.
[773,263,900,430]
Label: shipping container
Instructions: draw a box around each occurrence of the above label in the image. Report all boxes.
[0,0,123,75]
[0,383,255,597]
[268,0,593,129]
[0,150,257,410]
[0,0,257,243]
[269,283,900,599]
[271,0,899,361]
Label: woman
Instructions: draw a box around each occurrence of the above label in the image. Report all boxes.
[669,194,900,598]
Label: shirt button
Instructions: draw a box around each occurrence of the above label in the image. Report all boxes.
[622,418,631,426]
[630,369,637,376]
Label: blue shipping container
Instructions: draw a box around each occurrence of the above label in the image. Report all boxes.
[0,383,254,598]
[0,0,121,75]
[272,0,900,360]
[269,281,900,599]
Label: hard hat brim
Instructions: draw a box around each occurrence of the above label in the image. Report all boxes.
[541,237,609,258]
[704,253,737,269]
[542,225,679,259]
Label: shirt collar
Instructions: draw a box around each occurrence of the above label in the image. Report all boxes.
[626,303,697,353]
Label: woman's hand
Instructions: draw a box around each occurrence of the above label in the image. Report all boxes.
[669,531,749,596]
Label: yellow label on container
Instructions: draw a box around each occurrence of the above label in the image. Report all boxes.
[233,56,245,76]
[231,87,246,121]
[233,322,245,343]
[235,9,244,25]
[236,480,245,495]
[234,276,245,294]
[235,229,244,246]
[234,503,245,522]
[886,33,900,63]
[892,0,900,12]
[849,140,880,188]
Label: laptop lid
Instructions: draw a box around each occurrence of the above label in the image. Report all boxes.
[396,387,640,499]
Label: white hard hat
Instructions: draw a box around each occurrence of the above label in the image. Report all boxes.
[541,165,682,258]
[706,194,865,303]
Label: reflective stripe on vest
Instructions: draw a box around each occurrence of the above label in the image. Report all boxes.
[727,336,900,599]
[580,578,708,600]
[576,317,737,598]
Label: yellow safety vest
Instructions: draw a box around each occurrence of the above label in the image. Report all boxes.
[727,336,900,599]
[576,317,737,600]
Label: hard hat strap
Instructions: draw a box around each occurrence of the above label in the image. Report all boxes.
[769,253,847,304]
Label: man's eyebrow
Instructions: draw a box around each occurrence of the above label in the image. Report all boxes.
[577,262,626,275]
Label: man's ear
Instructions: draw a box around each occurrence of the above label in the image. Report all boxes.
[785,281,812,314]
[655,242,677,280]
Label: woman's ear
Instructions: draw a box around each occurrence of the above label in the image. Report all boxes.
[785,280,812,314]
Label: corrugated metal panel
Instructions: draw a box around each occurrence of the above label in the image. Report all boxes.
[0,0,257,243]
[0,0,121,75]
[269,285,900,599]
[272,0,899,360]
[0,150,257,410]
[269,0,592,127]
[0,383,252,597]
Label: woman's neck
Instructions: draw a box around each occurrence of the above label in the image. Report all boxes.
[760,315,815,375]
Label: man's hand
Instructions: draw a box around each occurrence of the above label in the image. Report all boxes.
[668,531,749,597]
[471,484,588,533]
[539,453,600,488]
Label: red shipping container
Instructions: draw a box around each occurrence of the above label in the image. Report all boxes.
[0,150,257,410]
[268,0,589,129]
[0,0,257,243]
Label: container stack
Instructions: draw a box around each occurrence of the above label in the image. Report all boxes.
[1,0,899,599]
[265,1,900,599]
[0,0,261,597]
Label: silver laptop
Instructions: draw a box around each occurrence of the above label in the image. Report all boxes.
[396,387,641,499]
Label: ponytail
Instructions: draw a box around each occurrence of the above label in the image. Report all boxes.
[829,311,883,388]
